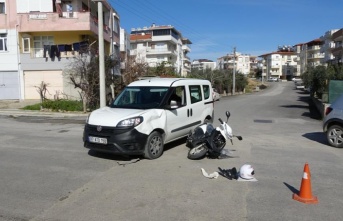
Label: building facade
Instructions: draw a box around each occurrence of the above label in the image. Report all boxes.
[217,53,255,75]
[0,0,120,100]
[129,24,191,77]
[191,59,216,71]
[259,46,298,80]
[330,28,343,64]
[320,29,338,64]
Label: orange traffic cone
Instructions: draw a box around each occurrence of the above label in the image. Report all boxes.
[293,163,318,204]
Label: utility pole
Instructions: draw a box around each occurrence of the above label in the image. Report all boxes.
[93,0,106,108]
[232,47,236,95]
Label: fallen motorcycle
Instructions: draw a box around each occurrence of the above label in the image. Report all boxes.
[186,111,242,160]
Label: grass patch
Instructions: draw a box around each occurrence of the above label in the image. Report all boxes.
[22,100,83,112]
[245,78,267,93]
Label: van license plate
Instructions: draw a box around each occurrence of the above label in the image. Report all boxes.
[89,136,107,144]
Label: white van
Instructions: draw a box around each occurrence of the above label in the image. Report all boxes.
[83,78,214,159]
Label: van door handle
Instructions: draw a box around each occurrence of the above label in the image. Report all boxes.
[190,108,193,116]
[187,109,189,117]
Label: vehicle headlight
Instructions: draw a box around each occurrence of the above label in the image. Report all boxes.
[117,117,143,127]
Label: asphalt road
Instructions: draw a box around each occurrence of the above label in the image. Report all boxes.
[1,81,343,221]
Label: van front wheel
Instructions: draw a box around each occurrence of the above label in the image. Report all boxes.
[144,131,164,159]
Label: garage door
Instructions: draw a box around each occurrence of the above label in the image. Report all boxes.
[0,72,20,99]
[24,71,63,99]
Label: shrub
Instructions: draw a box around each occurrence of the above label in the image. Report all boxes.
[22,103,41,110]
[22,100,83,112]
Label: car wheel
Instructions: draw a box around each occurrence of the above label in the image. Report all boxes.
[144,131,164,159]
[326,125,343,148]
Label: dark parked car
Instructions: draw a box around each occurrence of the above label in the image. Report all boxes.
[323,94,343,148]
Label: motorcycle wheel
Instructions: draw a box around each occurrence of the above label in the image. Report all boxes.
[188,144,207,160]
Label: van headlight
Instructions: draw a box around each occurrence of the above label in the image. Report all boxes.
[117,116,143,127]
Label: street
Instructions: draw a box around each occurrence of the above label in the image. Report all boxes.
[1,81,343,221]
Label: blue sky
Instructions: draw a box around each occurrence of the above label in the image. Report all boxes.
[109,0,343,61]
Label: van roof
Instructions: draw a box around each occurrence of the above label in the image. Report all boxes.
[128,78,211,87]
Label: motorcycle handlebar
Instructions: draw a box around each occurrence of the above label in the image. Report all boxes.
[218,118,223,124]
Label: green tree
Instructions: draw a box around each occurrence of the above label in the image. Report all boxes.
[148,61,178,77]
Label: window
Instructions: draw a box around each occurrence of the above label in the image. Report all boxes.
[0,2,5,14]
[189,85,202,104]
[153,29,170,36]
[23,38,30,53]
[33,36,54,57]
[171,86,186,106]
[202,85,210,99]
[113,19,119,34]
[0,34,7,52]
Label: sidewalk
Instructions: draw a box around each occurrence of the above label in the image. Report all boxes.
[0,100,88,118]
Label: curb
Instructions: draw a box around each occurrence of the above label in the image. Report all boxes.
[0,109,88,118]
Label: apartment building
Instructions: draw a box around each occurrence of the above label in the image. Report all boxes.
[191,59,216,71]
[129,24,191,77]
[217,53,255,75]
[0,0,120,100]
[320,29,338,64]
[259,46,298,80]
[330,28,343,64]
[305,39,324,68]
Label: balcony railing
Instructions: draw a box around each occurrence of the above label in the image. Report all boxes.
[19,12,110,40]
[307,53,324,59]
[307,46,321,51]
[62,12,78,19]
[30,47,79,58]
[146,48,177,56]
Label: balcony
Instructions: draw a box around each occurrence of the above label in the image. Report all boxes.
[182,44,191,53]
[183,56,191,63]
[332,45,343,56]
[307,53,324,60]
[307,45,321,51]
[146,48,177,57]
[30,47,80,58]
[151,35,178,45]
[17,12,111,42]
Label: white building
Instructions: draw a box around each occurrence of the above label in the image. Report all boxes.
[217,53,255,75]
[191,59,216,70]
[320,29,338,64]
[129,24,191,76]
[259,46,298,81]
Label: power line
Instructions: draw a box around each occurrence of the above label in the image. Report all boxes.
[108,0,228,59]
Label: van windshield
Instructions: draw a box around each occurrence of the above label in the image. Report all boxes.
[111,86,169,109]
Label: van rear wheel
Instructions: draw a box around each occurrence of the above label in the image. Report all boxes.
[144,131,164,159]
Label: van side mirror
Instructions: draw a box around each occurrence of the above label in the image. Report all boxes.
[167,100,179,109]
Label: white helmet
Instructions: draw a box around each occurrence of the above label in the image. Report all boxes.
[238,164,257,182]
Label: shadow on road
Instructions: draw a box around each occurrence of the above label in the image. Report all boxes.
[302,132,327,145]
[283,182,298,195]
[279,92,322,120]
[87,137,188,162]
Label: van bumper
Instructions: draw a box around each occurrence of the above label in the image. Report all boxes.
[83,124,148,155]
